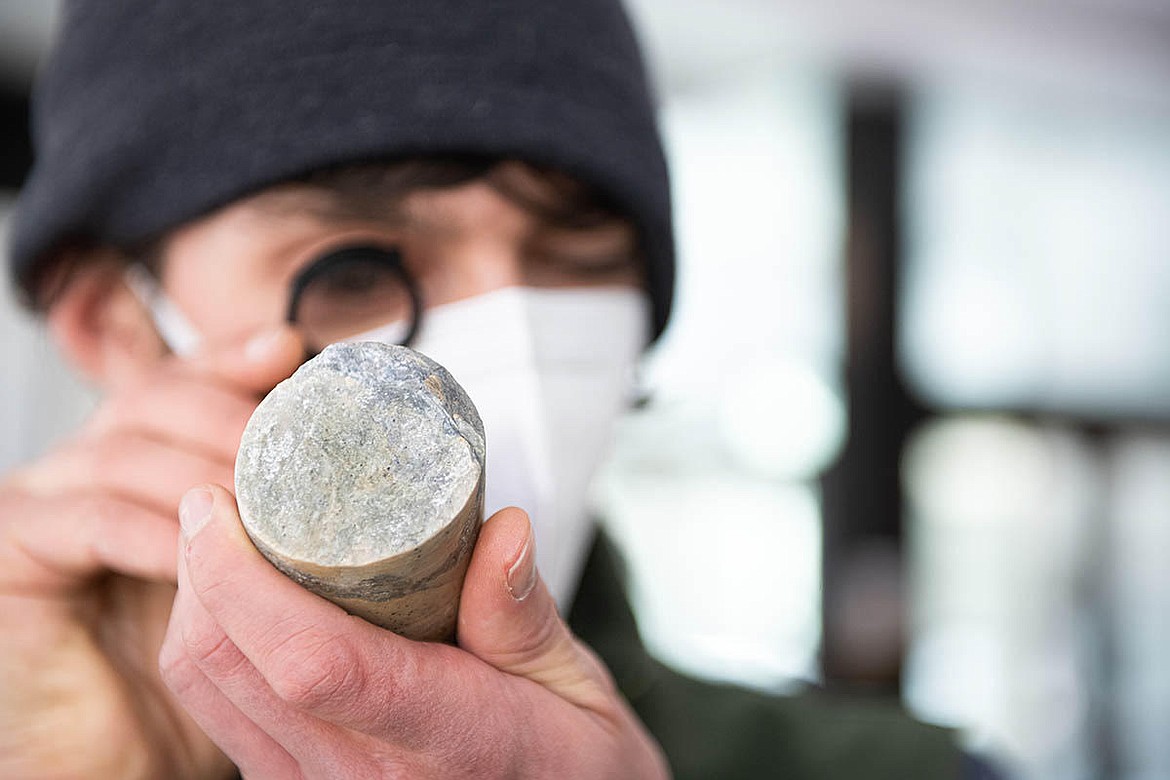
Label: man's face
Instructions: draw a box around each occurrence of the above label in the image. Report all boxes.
[42,160,649,607]
[149,162,643,350]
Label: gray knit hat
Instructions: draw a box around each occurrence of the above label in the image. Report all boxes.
[9,0,675,338]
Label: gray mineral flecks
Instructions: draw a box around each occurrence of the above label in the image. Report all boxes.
[234,341,485,568]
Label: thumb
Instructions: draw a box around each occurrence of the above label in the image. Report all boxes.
[457,507,614,712]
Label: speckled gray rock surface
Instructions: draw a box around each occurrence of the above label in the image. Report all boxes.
[235,341,485,573]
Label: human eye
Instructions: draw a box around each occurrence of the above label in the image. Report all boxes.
[290,245,415,346]
[312,259,393,298]
[538,250,640,278]
[527,224,642,285]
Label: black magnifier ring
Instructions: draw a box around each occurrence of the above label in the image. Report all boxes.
[285,244,423,356]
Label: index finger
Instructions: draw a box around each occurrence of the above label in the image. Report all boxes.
[177,484,472,746]
[179,325,306,396]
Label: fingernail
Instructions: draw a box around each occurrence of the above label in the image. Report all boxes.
[245,328,286,362]
[506,527,538,602]
[179,487,214,540]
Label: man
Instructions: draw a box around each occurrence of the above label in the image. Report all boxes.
[1,0,977,777]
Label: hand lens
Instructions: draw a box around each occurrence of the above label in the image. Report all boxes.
[285,245,422,356]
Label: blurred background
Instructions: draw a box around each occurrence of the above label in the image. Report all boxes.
[3,2,1170,777]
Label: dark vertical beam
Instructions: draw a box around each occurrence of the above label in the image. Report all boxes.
[1081,425,1116,780]
[820,86,925,692]
[0,85,33,189]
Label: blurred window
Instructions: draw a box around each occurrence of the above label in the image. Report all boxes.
[901,87,1170,779]
[596,71,844,690]
[903,91,1170,418]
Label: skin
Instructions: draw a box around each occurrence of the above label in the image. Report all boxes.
[0,164,669,779]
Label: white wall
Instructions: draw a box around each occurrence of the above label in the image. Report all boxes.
[0,201,94,474]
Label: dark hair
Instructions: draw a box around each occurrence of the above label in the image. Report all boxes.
[298,156,629,231]
[27,155,638,311]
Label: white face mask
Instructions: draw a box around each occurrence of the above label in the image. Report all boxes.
[354,287,648,608]
[128,269,648,608]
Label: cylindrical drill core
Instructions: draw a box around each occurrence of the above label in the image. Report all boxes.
[234,341,486,643]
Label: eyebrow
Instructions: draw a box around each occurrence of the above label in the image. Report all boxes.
[243,153,642,238]
[245,186,415,226]
[246,184,636,244]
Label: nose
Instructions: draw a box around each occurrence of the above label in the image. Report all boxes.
[414,187,535,308]
[431,238,526,305]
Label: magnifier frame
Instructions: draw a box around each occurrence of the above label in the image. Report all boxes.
[285,244,423,356]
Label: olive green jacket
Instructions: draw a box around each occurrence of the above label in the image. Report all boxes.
[568,532,962,780]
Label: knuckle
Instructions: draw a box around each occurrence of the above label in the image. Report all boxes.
[268,633,366,710]
[158,638,203,697]
[183,621,249,679]
[502,605,563,668]
[187,564,237,608]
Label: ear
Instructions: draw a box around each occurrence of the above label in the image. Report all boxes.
[46,249,167,389]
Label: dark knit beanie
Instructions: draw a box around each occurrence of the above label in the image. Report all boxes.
[9,0,675,339]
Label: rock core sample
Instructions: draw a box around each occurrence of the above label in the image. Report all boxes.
[234,341,485,642]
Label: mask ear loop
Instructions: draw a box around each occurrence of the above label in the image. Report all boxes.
[629,305,656,410]
[630,363,655,410]
[285,245,423,358]
[124,263,203,356]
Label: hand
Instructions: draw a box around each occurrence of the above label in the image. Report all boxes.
[160,485,671,779]
[0,327,303,780]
